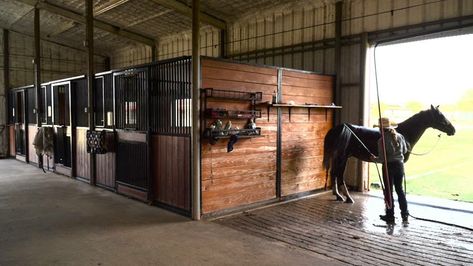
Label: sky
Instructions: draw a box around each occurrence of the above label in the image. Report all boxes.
[372,33,473,106]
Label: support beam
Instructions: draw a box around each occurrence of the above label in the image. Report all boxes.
[334,0,342,125]
[219,29,227,58]
[191,0,201,220]
[8,28,108,58]
[17,0,155,47]
[151,46,157,62]
[150,0,226,30]
[85,0,96,186]
[33,7,43,167]
[1,29,10,158]
[94,0,130,16]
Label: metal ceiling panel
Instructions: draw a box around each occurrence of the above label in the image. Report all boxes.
[1,0,329,56]
[198,0,289,22]
[128,11,192,38]
[0,0,34,28]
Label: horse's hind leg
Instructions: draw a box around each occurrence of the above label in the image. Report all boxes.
[331,160,345,202]
[341,180,355,204]
[332,176,345,202]
[334,157,354,203]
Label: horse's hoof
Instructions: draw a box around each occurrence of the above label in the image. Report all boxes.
[345,198,355,204]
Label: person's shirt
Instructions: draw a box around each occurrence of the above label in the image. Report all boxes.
[373,131,407,163]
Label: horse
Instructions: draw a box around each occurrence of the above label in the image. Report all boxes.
[323,105,456,203]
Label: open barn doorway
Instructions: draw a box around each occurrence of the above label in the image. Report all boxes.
[366,33,473,204]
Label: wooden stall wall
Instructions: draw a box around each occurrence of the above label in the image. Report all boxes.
[96,131,116,189]
[200,58,278,214]
[9,125,15,157]
[74,127,90,180]
[152,135,190,211]
[115,131,149,202]
[28,125,38,164]
[280,70,334,196]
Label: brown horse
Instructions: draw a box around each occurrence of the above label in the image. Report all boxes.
[323,105,456,203]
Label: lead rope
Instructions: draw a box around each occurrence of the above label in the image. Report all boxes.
[343,125,386,200]
[374,43,393,210]
[409,134,442,156]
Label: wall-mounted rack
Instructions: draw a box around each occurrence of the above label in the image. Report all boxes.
[202,88,263,141]
[259,102,342,121]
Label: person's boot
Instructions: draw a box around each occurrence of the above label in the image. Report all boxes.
[379,214,395,224]
[402,215,409,225]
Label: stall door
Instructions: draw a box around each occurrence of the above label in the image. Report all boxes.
[149,58,192,215]
[114,69,150,201]
[14,91,27,160]
[53,83,72,175]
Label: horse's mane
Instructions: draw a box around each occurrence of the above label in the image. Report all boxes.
[398,109,431,127]
[397,109,432,147]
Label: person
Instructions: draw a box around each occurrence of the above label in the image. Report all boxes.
[371,117,409,224]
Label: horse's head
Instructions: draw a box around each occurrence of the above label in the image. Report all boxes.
[429,105,456,136]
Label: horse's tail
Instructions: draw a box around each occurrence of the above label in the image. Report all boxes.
[322,123,352,173]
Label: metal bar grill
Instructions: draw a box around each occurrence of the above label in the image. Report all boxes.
[114,68,148,131]
[149,57,192,136]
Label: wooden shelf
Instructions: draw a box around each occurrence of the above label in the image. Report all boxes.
[271,103,342,109]
[261,102,342,121]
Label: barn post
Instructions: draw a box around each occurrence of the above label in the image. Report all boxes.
[85,0,96,185]
[358,32,369,192]
[334,0,343,125]
[1,29,10,158]
[219,29,227,58]
[33,7,43,167]
[191,0,201,220]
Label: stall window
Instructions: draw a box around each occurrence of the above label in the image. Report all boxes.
[173,98,191,128]
[40,86,47,124]
[95,77,105,127]
[73,79,89,127]
[16,92,24,124]
[26,88,35,124]
[104,74,114,127]
[53,84,70,126]
[114,69,147,131]
[8,91,16,124]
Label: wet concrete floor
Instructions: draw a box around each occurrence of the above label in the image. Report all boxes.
[216,192,473,265]
[1,158,472,265]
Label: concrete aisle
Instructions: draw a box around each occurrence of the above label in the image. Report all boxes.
[0,159,341,266]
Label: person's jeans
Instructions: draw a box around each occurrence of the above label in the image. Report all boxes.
[383,161,409,219]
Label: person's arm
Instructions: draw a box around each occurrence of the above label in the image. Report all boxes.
[371,139,385,163]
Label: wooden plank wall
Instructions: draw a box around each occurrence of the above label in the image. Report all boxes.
[9,126,15,157]
[280,70,334,196]
[200,58,278,214]
[75,127,90,179]
[28,125,38,164]
[151,135,190,211]
[96,131,116,189]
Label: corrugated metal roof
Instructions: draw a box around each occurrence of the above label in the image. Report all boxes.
[0,0,320,56]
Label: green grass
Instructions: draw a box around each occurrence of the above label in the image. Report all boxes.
[369,122,473,203]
